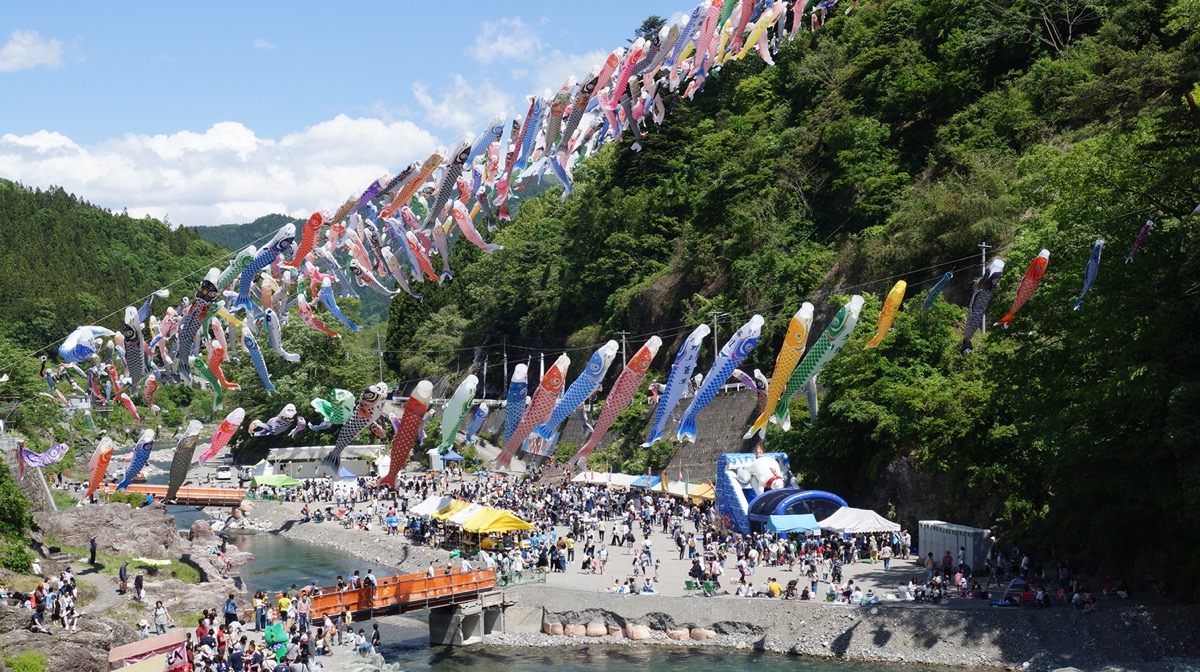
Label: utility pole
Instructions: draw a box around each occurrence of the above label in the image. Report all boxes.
[978,242,992,335]
[618,330,630,369]
[502,337,509,391]
[709,311,727,367]
[376,332,383,382]
[539,351,545,381]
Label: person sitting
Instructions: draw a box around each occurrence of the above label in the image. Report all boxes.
[767,578,783,598]
[800,587,811,601]
[1082,590,1097,613]
[736,582,750,597]
[29,609,50,633]
[861,588,880,605]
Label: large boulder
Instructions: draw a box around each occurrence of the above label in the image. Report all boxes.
[0,604,136,672]
[625,623,651,640]
[544,621,563,636]
[690,627,716,641]
[585,622,607,637]
[34,503,183,560]
[666,628,690,640]
[563,623,587,637]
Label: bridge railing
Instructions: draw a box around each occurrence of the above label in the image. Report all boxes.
[309,569,497,618]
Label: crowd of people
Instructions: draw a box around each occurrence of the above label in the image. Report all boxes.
[3,568,83,635]
[135,587,385,671]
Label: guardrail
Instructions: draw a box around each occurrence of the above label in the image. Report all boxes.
[308,569,498,619]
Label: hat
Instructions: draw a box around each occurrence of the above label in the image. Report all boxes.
[139,619,149,627]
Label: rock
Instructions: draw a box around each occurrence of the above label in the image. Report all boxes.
[543,622,562,636]
[563,624,586,637]
[624,624,651,640]
[189,520,219,544]
[586,622,607,637]
[666,628,689,641]
[690,627,716,641]
[0,604,136,672]
[607,625,623,637]
[34,503,183,560]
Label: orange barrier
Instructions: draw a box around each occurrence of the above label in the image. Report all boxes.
[100,483,246,507]
[308,569,497,619]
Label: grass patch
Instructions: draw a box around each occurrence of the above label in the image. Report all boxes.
[46,538,201,585]
[50,489,77,510]
[74,577,98,606]
[173,611,204,628]
[4,651,46,672]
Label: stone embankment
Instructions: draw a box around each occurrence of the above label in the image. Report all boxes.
[495,584,1200,672]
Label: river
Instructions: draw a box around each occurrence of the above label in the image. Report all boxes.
[145,458,397,594]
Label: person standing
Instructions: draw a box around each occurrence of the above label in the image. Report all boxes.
[89,536,97,565]
[153,600,173,634]
[253,591,266,632]
[223,593,239,626]
[118,561,129,594]
[880,544,893,571]
[134,573,145,603]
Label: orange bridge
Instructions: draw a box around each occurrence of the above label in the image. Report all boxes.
[308,569,499,621]
[100,483,246,507]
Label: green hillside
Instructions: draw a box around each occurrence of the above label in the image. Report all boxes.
[0,180,225,350]
[189,213,302,251]
[384,0,1200,597]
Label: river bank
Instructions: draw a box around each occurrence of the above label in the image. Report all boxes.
[237,500,1200,672]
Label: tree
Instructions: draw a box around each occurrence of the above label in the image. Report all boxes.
[634,15,667,42]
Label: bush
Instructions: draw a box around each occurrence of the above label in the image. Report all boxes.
[0,542,33,573]
[5,651,46,672]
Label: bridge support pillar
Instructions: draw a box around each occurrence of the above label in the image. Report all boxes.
[429,590,507,646]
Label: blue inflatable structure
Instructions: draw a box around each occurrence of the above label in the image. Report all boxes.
[716,452,848,536]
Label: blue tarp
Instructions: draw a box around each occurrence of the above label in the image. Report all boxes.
[337,466,356,480]
[767,514,821,533]
[442,449,465,462]
[630,475,662,489]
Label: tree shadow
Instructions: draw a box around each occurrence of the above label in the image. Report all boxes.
[830,620,859,656]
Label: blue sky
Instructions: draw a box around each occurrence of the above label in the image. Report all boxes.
[1,1,684,225]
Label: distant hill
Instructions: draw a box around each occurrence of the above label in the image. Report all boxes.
[190,213,391,323]
[0,179,224,350]
[190,213,302,251]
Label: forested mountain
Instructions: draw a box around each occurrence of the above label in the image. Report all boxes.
[0,180,225,349]
[191,213,392,321]
[190,214,302,252]
[382,0,1200,597]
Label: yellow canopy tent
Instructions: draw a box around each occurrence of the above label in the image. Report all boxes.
[117,654,170,672]
[461,507,533,533]
[432,500,471,521]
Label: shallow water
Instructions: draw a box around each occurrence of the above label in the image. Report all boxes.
[147,461,397,594]
[222,530,399,595]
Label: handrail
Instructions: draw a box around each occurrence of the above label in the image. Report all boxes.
[308,569,497,619]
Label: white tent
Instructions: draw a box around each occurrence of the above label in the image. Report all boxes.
[448,503,487,526]
[252,460,274,477]
[819,507,901,533]
[410,495,454,517]
[569,471,639,488]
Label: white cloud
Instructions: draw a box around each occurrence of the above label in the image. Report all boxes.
[0,115,440,227]
[253,38,276,51]
[532,49,606,96]
[411,75,513,134]
[0,30,62,72]
[468,18,544,64]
